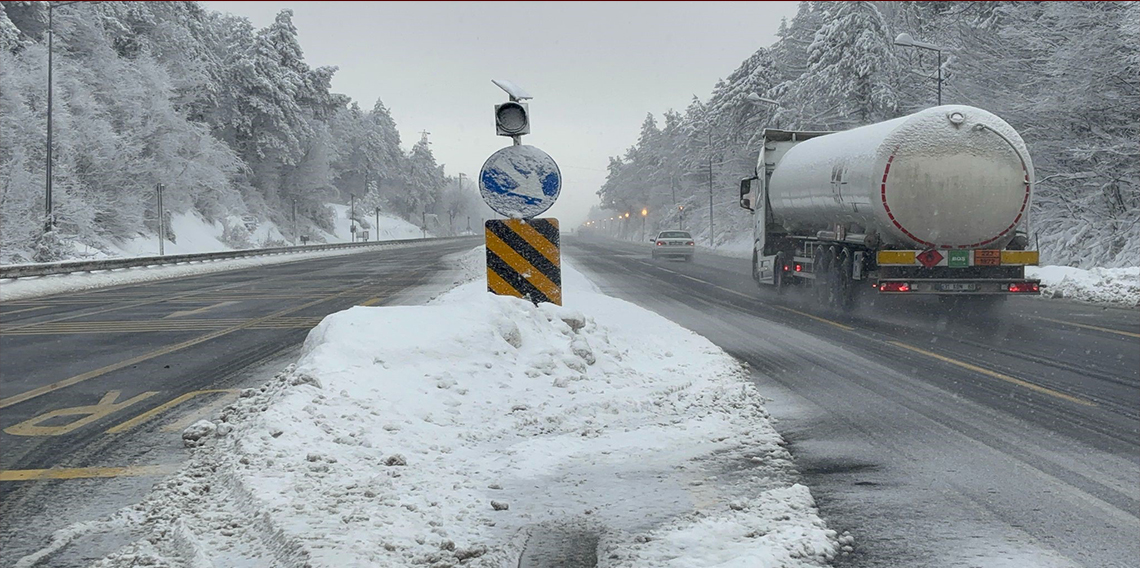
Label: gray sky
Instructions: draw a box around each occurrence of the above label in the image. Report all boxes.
[202,1,799,225]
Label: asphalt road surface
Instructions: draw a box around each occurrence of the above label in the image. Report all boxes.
[0,238,478,565]
[567,236,1139,568]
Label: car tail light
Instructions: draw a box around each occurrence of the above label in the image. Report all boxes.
[686,241,694,246]
[880,281,911,292]
[656,241,664,246]
[1008,282,1039,293]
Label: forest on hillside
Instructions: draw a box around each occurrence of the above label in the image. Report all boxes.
[0,1,484,263]
[596,1,1138,268]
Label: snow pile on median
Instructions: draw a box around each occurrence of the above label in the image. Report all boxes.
[79,248,838,567]
[1028,265,1139,307]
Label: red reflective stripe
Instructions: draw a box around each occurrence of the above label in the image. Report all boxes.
[880,147,1033,250]
[881,151,936,248]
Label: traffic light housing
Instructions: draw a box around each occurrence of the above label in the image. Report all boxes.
[495,101,530,137]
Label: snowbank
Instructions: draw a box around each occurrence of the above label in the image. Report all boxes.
[56,248,839,567]
[1028,265,1140,307]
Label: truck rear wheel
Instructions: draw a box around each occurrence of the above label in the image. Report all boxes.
[832,249,849,311]
[813,247,834,305]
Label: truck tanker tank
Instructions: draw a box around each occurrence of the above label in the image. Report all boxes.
[767,105,1034,250]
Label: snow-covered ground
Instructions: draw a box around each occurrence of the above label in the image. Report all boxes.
[38,247,842,567]
[318,204,426,243]
[35,205,425,263]
[1028,265,1140,307]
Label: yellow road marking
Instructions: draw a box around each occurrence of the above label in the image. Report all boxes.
[0,281,381,410]
[6,390,160,436]
[1034,317,1140,339]
[359,297,383,306]
[0,465,175,481]
[107,389,239,434]
[774,306,855,331]
[163,300,239,319]
[889,341,1097,407]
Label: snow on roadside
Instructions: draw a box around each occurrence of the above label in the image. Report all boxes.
[1028,265,1139,307]
[61,247,839,568]
[0,241,430,302]
[319,203,426,243]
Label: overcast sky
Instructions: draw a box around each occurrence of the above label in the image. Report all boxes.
[201,1,799,225]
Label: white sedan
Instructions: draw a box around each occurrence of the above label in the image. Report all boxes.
[650,230,695,261]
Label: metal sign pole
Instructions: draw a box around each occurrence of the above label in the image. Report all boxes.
[157,183,165,256]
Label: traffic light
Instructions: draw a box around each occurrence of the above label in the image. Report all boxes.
[495,101,530,137]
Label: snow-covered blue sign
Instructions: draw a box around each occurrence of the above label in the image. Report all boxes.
[479,145,561,218]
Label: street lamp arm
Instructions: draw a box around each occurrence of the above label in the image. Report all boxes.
[894,32,942,52]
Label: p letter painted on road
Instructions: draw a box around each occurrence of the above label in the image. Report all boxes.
[485,218,561,305]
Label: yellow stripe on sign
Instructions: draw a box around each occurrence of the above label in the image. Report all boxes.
[511,221,561,267]
[877,250,916,265]
[0,465,175,481]
[485,231,563,304]
[889,341,1097,407]
[1001,250,1039,265]
[486,268,522,298]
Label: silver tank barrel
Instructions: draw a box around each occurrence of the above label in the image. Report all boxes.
[767,105,1034,250]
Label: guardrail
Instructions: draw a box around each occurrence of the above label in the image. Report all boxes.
[0,236,477,280]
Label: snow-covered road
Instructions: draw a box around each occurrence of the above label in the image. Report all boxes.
[28,248,841,567]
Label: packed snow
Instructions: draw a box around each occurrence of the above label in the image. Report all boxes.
[1028,265,1140,307]
[36,247,841,567]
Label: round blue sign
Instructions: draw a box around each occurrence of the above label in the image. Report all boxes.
[479,145,561,218]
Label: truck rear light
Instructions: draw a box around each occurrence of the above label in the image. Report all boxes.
[783,264,791,272]
[794,264,802,272]
[1008,282,1039,293]
[880,281,911,292]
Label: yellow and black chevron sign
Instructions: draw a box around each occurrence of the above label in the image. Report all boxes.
[485,218,561,305]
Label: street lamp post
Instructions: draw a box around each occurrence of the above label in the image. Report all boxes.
[706,129,714,248]
[641,208,647,241]
[350,193,356,242]
[894,32,944,106]
[43,1,85,234]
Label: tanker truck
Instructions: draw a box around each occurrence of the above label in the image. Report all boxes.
[738,105,1040,310]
